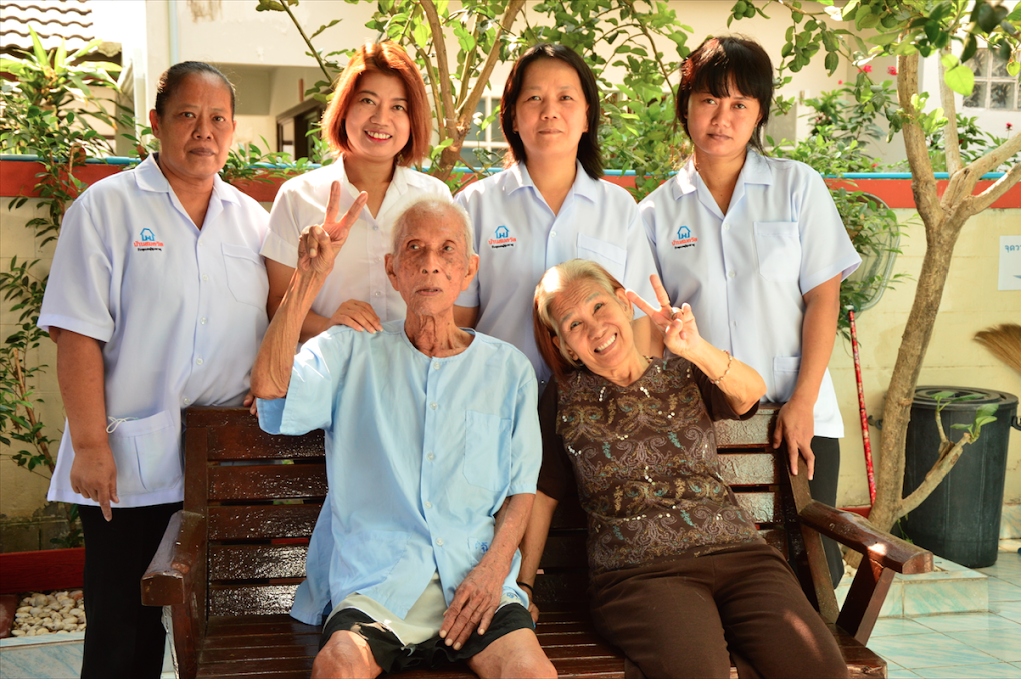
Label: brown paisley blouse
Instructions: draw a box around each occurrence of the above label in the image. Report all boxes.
[538,356,764,574]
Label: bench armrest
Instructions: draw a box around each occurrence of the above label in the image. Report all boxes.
[798,500,932,575]
[142,510,206,606]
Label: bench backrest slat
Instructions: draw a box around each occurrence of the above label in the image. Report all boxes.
[184,405,791,621]
[207,504,322,541]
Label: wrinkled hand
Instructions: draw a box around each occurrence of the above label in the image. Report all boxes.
[627,274,704,358]
[774,398,815,479]
[69,445,119,521]
[440,561,504,650]
[330,299,382,333]
[297,181,367,277]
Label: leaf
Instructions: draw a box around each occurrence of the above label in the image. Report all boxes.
[941,53,959,69]
[960,35,978,65]
[944,63,975,95]
[1008,61,1021,77]
[868,32,900,46]
[825,51,839,73]
[255,0,287,11]
[310,19,342,40]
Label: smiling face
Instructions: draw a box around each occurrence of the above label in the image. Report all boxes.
[513,58,589,164]
[550,277,639,378]
[686,82,763,162]
[385,206,478,319]
[149,72,235,186]
[343,72,412,165]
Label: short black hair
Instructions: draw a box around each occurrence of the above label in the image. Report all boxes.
[154,61,236,118]
[676,36,773,154]
[500,43,603,179]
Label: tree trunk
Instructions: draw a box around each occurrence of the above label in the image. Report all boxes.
[869,212,968,535]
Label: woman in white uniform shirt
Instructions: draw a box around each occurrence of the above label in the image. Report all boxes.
[638,36,861,584]
[39,62,270,678]
[454,43,657,388]
[262,41,450,341]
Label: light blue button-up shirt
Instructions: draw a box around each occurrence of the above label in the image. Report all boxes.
[259,321,540,621]
[455,161,658,385]
[639,150,861,437]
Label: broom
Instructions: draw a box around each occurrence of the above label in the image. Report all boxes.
[974,323,1021,377]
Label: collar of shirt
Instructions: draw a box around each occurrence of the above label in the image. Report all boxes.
[133,154,239,217]
[672,148,774,197]
[507,160,598,204]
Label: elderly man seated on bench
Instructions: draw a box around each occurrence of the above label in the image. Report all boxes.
[251,187,555,679]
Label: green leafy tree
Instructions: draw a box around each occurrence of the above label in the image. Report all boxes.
[255,0,691,186]
[733,0,1020,541]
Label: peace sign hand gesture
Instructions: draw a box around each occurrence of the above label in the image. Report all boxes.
[627,274,705,359]
[297,181,368,277]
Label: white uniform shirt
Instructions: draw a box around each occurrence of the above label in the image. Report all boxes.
[455,161,658,384]
[639,150,861,437]
[39,154,270,507]
[260,157,451,322]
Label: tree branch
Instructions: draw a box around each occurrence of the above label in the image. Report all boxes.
[897,53,943,228]
[967,129,1021,179]
[938,50,962,175]
[458,0,525,122]
[897,432,972,519]
[969,157,1021,213]
[420,0,456,138]
[934,400,948,448]
[281,2,333,83]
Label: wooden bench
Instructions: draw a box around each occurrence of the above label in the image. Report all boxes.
[143,405,932,679]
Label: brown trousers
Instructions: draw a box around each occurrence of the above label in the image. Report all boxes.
[588,542,848,679]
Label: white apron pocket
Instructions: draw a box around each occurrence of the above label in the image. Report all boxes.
[107,410,181,495]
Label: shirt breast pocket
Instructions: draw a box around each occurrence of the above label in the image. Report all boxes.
[577,234,627,280]
[754,221,801,282]
[463,411,511,492]
[107,410,181,495]
[222,243,269,309]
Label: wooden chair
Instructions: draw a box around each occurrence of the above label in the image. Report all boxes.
[142,405,931,679]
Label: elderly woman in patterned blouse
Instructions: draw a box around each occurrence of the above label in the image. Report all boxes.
[518,259,848,679]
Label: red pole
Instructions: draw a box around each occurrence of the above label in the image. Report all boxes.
[848,308,876,505]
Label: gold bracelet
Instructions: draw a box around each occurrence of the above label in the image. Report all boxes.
[711,350,733,386]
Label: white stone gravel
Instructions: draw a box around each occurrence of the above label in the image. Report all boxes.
[11,591,86,637]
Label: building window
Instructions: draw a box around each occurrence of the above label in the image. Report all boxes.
[461,95,507,168]
[963,48,1018,110]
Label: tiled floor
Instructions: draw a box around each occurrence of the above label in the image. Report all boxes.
[869,539,1021,678]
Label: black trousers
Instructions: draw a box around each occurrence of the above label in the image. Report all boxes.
[79,502,182,679]
[807,436,844,586]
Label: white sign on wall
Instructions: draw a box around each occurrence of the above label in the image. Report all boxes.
[1000,236,1021,291]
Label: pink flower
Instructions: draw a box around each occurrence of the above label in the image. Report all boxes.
[859,64,873,73]
[838,80,843,85]
[1008,122,1014,132]
[887,66,898,76]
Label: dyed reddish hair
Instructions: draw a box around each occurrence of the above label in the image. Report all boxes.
[321,41,430,165]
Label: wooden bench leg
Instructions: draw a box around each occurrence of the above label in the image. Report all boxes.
[837,559,895,645]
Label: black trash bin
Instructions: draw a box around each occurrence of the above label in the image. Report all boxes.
[901,386,1018,568]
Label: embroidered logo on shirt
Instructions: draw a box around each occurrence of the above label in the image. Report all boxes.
[671,225,698,250]
[488,225,517,249]
[134,228,164,252]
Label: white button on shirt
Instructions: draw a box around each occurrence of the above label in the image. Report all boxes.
[455,161,658,383]
[260,156,451,324]
[639,150,861,437]
[39,154,270,507]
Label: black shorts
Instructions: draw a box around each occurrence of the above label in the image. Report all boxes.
[318,604,534,673]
